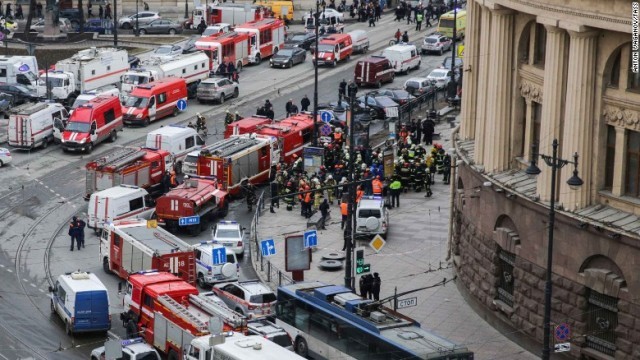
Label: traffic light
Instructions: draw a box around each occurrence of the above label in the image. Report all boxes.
[355,247,370,274]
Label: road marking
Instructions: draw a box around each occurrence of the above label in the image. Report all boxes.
[22,278,29,282]
[6,269,12,273]
[0,264,4,268]
[0,352,10,360]
[107,330,122,340]
[29,283,36,288]
[39,288,45,293]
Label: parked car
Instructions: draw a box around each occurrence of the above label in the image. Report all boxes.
[421,34,452,55]
[136,19,182,35]
[0,83,39,104]
[269,48,306,68]
[284,32,315,50]
[196,77,239,104]
[320,101,375,126]
[247,319,293,350]
[81,18,113,34]
[202,23,231,36]
[357,95,398,119]
[0,92,12,112]
[118,11,160,29]
[150,44,183,59]
[212,280,277,319]
[212,221,245,257]
[59,8,82,28]
[91,338,160,360]
[403,77,436,96]
[0,148,11,167]
[426,68,454,89]
[30,18,72,33]
[182,36,199,54]
[441,56,463,70]
[369,88,416,105]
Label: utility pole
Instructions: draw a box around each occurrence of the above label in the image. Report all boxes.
[135,0,139,36]
[312,2,322,147]
[113,0,118,47]
[448,0,458,99]
[345,81,358,290]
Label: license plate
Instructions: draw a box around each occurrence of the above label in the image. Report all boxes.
[222,243,232,247]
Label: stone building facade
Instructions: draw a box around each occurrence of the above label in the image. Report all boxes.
[453,0,640,359]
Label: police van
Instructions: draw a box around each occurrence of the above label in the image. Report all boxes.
[49,271,111,335]
[195,240,240,288]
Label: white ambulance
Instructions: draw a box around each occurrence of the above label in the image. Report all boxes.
[381,43,421,74]
[145,124,205,174]
[8,102,69,149]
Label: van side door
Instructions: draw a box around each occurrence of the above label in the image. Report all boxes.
[148,96,157,121]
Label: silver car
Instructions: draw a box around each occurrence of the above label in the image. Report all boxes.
[30,17,72,33]
[118,11,161,29]
[196,77,239,104]
[421,34,453,55]
[212,280,277,319]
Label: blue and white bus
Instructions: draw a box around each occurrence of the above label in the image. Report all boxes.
[276,281,474,360]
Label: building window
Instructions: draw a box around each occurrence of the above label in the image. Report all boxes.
[533,24,546,67]
[496,248,515,307]
[608,50,621,87]
[532,102,542,147]
[625,131,640,196]
[586,290,618,356]
[605,126,616,189]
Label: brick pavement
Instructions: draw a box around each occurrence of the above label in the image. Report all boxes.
[249,117,539,359]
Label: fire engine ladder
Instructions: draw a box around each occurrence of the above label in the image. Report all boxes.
[157,295,209,333]
[214,138,259,158]
[94,147,146,170]
[188,294,247,330]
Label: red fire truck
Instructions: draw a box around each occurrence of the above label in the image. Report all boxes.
[155,177,229,235]
[254,113,315,163]
[100,220,196,285]
[234,18,286,64]
[195,32,250,74]
[194,134,276,196]
[223,116,272,138]
[184,3,265,29]
[85,147,173,198]
[122,271,247,360]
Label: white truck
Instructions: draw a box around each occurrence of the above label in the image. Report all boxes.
[185,333,306,360]
[7,102,68,149]
[0,55,39,87]
[37,47,129,106]
[121,52,209,98]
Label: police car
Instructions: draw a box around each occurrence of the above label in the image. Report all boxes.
[195,240,239,288]
[212,221,245,258]
[90,338,160,360]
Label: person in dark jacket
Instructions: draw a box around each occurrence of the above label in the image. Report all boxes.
[319,199,330,230]
[162,170,171,194]
[270,180,279,213]
[301,95,310,112]
[68,218,79,251]
[371,273,381,301]
[422,118,435,145]
[77,218,86,248]
[363,274,374,299]
[359,275,368,298]
[285,99,294,117]
[402,31,409,43]
[197,19,206,34]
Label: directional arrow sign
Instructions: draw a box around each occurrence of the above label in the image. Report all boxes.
[303,229,317,249]
[178,215,200,226]
[212,246,227,265]
[320,111,332,123]
[261,238,276,257]
[177,99,187,111]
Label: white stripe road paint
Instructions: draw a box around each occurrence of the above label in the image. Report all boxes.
[39,288,45,293]
[22,278,29,282]
[0,352,10,360]
[29,283,36,288]
[6,269,12,272]
[0,264,4,267]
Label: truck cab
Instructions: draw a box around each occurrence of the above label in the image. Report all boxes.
[313,34,352,67]
[60,95,123,153]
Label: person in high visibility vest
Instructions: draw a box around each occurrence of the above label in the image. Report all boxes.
[340,201,349,229]
[371,176,383,196]
[356,185,364,203]
[389,177,402,208]
[170,171,178,188]
[303,186,312,218]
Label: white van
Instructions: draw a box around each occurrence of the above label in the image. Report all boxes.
[183,149,201,176]
[145,124,205,174]
[195,241,240,287]
[8,102,68,149]
[381,43,421,74]
[87,185,155,233]
[348,30,370,54]
[355,195,389,239]
[49,271,111,335]
[70,86,121,114]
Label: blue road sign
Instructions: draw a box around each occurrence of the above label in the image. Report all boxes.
[178,215,200,226]
[212,246,227,265]
[304,230,318,248]
[261,238,276,257]
[554,323,570,341]
[320,124,332,136]
[177,99,187,111]
[320,111,332,123]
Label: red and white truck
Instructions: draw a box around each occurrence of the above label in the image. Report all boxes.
[100,219,196,285]
[184,3,265,28]
[187,134,277,196]
[84,146,173,198]
[234,18,286,64]
[122,271,247,360]
[195,31,250,74]
[223,115,271,138]
[246,113,316,163]
[155,176,229,234]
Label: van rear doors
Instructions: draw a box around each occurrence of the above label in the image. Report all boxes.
[73,290,110,332]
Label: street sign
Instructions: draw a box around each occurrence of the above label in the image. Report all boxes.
[261,238,276,257]
[385,106,399,118]
[369,235,386,253]
[212,246,227,265]
[320,111,332,123]
[146,219,157,228]
[179,215,200,226]
[320,124,332,136]
[319,136,332,143]
[303,229,318,248]
[104,339,123,359]
[177,99,188,111]
[397,297,418,309]
[554,323,570,342]
[554,343,570,353]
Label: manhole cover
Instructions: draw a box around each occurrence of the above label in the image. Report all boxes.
[322,252,346,261]
[319,260,343,271]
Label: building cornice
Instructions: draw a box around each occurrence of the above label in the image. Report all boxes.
[602,97,640,130]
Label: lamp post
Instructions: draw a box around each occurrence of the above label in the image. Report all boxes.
[184,0,189,20]
[525,139,583,360]
[312,1,323,147]
[448,0,458,99]
[135,0,139,36]
[113,0,118,47]
[344,81,358,290]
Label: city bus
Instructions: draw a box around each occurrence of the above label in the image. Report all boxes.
[276,281,474,360]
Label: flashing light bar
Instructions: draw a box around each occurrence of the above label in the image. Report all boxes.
[136,269,159,275]
[219,221,238,224]
[200,240,216,245]
[121,338,145,346]
[361,196,383,200]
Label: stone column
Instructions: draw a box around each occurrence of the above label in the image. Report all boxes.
[537,24,568,202]
[473,6,491,165]
[558,30,599,210]
[482,7,514,173]
[460,0,481,140]
[611,126,627,197]
[523,99,534,160]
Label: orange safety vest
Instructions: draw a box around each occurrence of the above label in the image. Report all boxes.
[372,180,383,194]
[304,192,312,202]
[340,202,349,215]
[298,187,305,200]
[356,190,364,203]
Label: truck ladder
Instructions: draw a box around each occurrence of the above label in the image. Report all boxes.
[157,295,208,333]
[206,137,259,158]
[188,294,247,330]
[94,147,145,170]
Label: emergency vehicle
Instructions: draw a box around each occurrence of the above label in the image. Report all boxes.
[195,31,251,74]
[100,219,196,285]
[254,113,315,163]
[354,55,395,88]
[155,176,229,234]
[60,95,123,153]
[223,115,271,138]
[312,33,353,67]
[185,3,265,28]
[87,185,155,233]
[122,271,247,360]
[0,55,39,86]
[84,146,173,198]
[145,125,206,174]
[122,78,188,127]
[193,134,276,196]
[185,334,305,360]
[234,18,286,64]
[382,43,421,74]
[8,102,68,149]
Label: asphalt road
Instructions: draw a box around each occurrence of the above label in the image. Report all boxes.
[0,14,456,359]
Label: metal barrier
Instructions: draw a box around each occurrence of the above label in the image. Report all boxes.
[396,89,450,125]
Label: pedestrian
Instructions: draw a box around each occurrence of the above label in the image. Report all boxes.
[76,217,86,249]
[406,4,412,24]
[170,171,178,188]
[143,1,149,10]
[415,12,422,31]
[36,2,42,17]
[371,175,383,195]
[359,274,368,298]
[402,31,409,43]
[371,273,381,301]
[104,3,112,19]
[5,3,11,18]
[270,179,279,212]
[300,95,310,112]
[162,170,171,193]
[425,9,432,27]
[423,118,435,145]
[442,154,451,184]
[338,79,347,99]
[98,4,103,19]
[87,2,92,18]
[368,11,375,27]
[285,98,294,117]
[415,118,422,143]
[340,200,349,229]
[68,218,79,251]
[197,18,206,34]
[227,62,236,81]
[15,3,22,19]
[389,177,401,208]
[364,274,374,299]
[319,199,330,230]
[394,28,401,44]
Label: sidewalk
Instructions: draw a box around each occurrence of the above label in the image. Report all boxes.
[249,117,538,359]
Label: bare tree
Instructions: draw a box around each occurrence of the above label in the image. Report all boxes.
[25,0,37,34]
[78,0,84,33]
